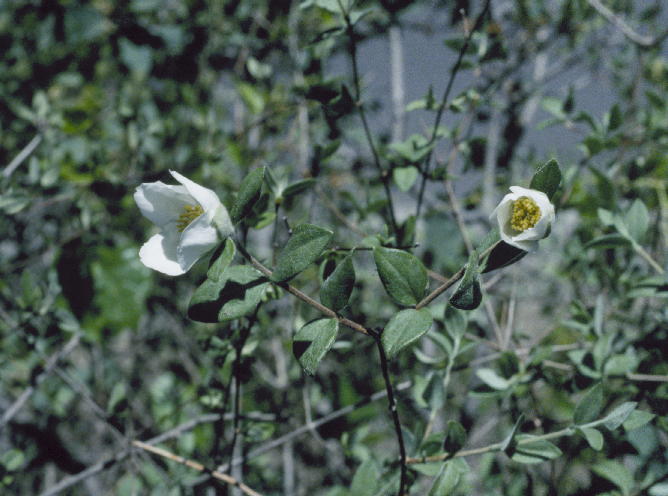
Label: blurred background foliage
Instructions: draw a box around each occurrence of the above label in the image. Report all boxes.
[1,0,667,494]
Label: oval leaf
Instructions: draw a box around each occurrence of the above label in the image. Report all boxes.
[529,158,562,200]
[188,265,269,323]
[382,308,433,359]
[450,250,482,310]
[443,420,467,454]
[373,247,427,306]
[482,240,527,273]
[293,318,339,375]
[320,255,355,311]
[574,383,603,425]
[512,436,563,464]
[578,427,604,451]
[207,238,236,282]
[272,224,333,282]
[231,167,265,224]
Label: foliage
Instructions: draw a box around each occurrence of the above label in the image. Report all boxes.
[1,0,668,495]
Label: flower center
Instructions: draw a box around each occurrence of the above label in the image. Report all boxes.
[176,204,204,232]
[510,196,541,232]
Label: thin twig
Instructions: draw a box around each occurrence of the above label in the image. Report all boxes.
[587,0,668,47]
[340,1,399,232]
[236,242,370,336]
[373,331,407,495]
[1,332,81,429]
[219,380,412,472]
[132,441,263,496]
[3,134,42,178]
[415,0,491,218]
[389,22,405,142]
[626,372,668,383]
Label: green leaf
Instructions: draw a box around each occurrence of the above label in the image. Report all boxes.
[623,410,655,431]
[107,382,127,414]
[283,178,317,199]
[350,458,379,496]
[449,250,482,310]
[607,103,622,132]
[476,368,511,390]
[443,304,468,339]
[443,420,467,454]
[393,166,419,191]
[529,159,562,200]
[574,383,604,425]
[381,308,433,359]
[428,459,469,496]
[500,414,524,456]
[292,318,339,376]
[2,449,25,472]
[188,265,269,323]
[511,436,563,464]
[231,167,265,224]
[624,199,649,242]
[601,402,638,431]
[578,427,604,450]
[207,238,236,282]
[584,233,631,250]
[320,255,355,312]
[272,224,333,282]
[481,240,527,273]
[373,247,427,306]
[592,460,634,496]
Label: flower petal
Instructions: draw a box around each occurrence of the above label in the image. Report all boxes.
[134,181,192,227]
[212,204,234,238]
[139,231,186,276]
[177,214,219,273]
[509,185,536,197]
[170,170,221,213]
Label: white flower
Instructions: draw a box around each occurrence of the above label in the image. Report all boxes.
[134,170,233,276]
[491,186,555,252]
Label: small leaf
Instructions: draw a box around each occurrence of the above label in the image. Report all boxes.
[231,167,265,223]
[272,224,333,282]
[449,250,482,310]
[476,368,511,390]
[207,238,236,282]
[2,450,25,472]
[578,427,604,450]
[482,240,527,273]
[393,166,419,191]
[608,103,622,131]
[373,247,428,306]
[292,318,339,375]
[350,458,379,496]
[602,402,637,431]
[188,266,269,323]
[283,178,317,199]
[573,383,604,425]
[443,304,468,339]
[592,460,634,496]
[624,199,649,242]
[443,421,467,454]
[428,459,469,496]
[584,233,631,250]
[320,255,355,312]
[623,410,655,431]
[107,382,127,414]
[529,158,562,200]
[500,414,524,456]
[381,308,433,359]
[511,437,563,464]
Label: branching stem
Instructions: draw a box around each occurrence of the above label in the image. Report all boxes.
[373,329,407,495]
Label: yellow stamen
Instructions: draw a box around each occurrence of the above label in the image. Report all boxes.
[176,204,204,232]
[510,196,541,232]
